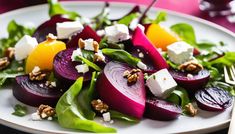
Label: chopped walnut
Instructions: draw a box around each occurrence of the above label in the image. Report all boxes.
[4,47,15,60]
[45,81,56,88]
[178,60,203,74]
[185,103,198,117]
[29,66,47,81]
[91,99,109,113]
[94,52,105,62]
[37,104,56,119]
[0,57,10,70]
[78,38,99,52]
[123,69,141,84]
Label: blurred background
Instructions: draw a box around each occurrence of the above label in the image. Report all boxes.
[0,0,234,133]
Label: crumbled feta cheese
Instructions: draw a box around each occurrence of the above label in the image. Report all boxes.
[137,61,147,70]
[47,117,53,121]
[71,48,83,61]
[187,74,194,79]
[167,41,194,64]
[109,120,114,124]
[137,24,145,32]
[138,52,144,58]
[94,50,105,62]
[102,112,111,122]
[96,29,105,36]
[84,39,95,51]
[31,112,42,121]
[56,21,84,39]
[129,18,139,31]
[75,64,89,74]
[105,24,130,43]
[50,81,56,87]
[146,69,177,98]
[14,35,38,61]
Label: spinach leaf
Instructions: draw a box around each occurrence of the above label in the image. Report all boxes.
[48,0,80,20]
[109,110,139,123]
[12,104,27,117]
[56,77,116,133]
[209,52,235,66]
[76,56,101,71]
[167,87,190,107]
[102,48,140,66]
[92,3,111,30]
[118,13,140,26]
[81,50,94,62]
[143,12,167,24]
[170,23,197,47]
[77,72,99,120]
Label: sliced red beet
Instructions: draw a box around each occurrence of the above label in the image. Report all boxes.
[66,25,101,48]
[53,48,92,89]
[33,15,72,43]
[169,69,210,93]
[144,97,182,121]
[130,46,157,73]
[132,26,169,71]
[12,75,63,107]
[96,61,146,119]
[195,87,233,111]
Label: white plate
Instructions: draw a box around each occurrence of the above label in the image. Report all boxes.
[0,1,234,134]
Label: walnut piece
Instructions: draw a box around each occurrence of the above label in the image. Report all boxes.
[178,60,203,74]
[91,99,109,113]
[37,104,56,119]
[185,103,198,117]
[123,69,141,84]
[4,47,15,60]
[0,57,10,70]
[29,66,47,81]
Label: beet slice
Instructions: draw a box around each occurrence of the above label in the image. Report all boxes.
[12,75,63,107]
[53,48,92,89]
[130,46,157,73]
[33,15,72,43]
[195,87,233,111]
[96,61,146,119]
[66,25,101,48]
[132,26,169,71]
[169,69,210,93]
[144,97,182,121]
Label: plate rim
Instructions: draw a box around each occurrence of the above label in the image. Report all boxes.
[0,1,232,133]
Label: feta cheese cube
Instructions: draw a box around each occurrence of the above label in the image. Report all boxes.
[84,38,95,51]
[167,41,194,64]
[56,21,84,39]
[102,112,111,122]
[71,48,82,61]
[75,64,89,74]
[105,24,130,43]
[137,61,147,70]
[14,35,38,61]
[146,69,177,98]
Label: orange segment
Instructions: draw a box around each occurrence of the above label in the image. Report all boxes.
[146,24,180,51]
[26,37,66,73]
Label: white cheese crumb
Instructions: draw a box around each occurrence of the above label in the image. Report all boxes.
[47,117,53,121]
[31,112,42,121]
[84,38,95,51]
[138,52,144,58]
[129,18,139,31]
[50,81,56,87]
[14,35,38,61]
[109,120,114,124]
[71,48,83,61]
[187,74,194,79]
[137,24,145,32]
[96,29,105,37]
[137,61,147,70]
[75,64,89,74]
[102,112,111,122]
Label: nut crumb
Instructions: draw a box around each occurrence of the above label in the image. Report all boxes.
[4,47,15,60]
[123,69,141,84]
[29,66,47,81]
[178,60,203,74]
[91,99,109,113]
[185,103,198,117]
[37,104,56,119]
[0,57,10,70]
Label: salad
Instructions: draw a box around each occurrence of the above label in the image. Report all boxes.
[1,0,235,133]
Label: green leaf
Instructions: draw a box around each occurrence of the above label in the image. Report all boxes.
[109,110,139,123]
[92,3,111,30]
[12,104,27,117]
[102,48,140,66]
[77,72,99,120]
[210,52,235,66]
[76,56,101,71]
[118,13,140,26]
[167,87,190,107]
[143,12,167,24]
[56,77,116,133]
[81,50,94,62]
[48,0,80,20]
[170,23,197,47]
